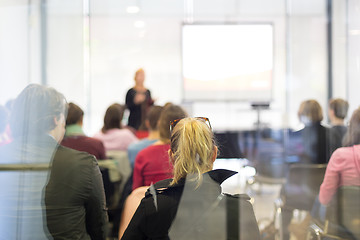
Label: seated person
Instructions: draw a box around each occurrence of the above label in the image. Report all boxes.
[132,104,187,190]
[328,98,349,154]
[61,102,106,160]
[282,99,331,240]
[319,106,360,205]
[122,117,260,240]
[0,84,107,239]
[128,105,163,167]
[288,99,331,164]
[94,103,138,151]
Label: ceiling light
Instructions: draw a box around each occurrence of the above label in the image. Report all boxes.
[349,29,360,36]
[126,6,140,14]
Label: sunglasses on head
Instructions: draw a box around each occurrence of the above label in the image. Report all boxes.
[170,117,212,132]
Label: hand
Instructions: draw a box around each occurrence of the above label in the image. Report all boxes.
[134,93,146,104]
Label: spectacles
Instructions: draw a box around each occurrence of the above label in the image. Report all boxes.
[170,117,212,132]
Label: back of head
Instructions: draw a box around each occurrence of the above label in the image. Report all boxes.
[298,99,323,123]
[102,103,124,133]
[158,104,187,143]
[10,84,67,138]
[66,102,84,126]
[329,98,349,120]
[342,107,360,147]
[146,105,163,131]
[170,118,216,185]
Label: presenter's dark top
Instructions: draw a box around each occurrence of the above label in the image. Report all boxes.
[126,88,153,130]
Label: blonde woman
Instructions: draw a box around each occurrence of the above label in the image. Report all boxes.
[122,117,260,240]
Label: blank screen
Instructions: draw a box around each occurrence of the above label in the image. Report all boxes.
[182,24,273,101]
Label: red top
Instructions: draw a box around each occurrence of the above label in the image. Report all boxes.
[319,145,360,205]
[132,144,173,190]
[135,130,149,140]
[61,135,106,160]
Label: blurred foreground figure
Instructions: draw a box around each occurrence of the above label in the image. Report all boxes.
[0,84,108,239]
[122,117,260,240]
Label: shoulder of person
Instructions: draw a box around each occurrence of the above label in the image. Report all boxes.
[55,145,97,166]
[144,179,178,198]
[223,193,251,201]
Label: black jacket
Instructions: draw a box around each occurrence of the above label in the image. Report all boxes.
[122,169,260,240]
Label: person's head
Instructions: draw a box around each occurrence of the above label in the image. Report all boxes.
[10,84,67,142]
[169,117,217,186]
[342,107,360,147]
[298,99,323,125]
[157,104,187,143]
[329,98,349,122]
[145,105,163,131]
[66,102,84,126]
[134,68,145,86]
[102,103,125,133]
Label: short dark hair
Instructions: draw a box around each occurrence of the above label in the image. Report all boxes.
[342,107,360,147]
[329,98,349,119]
[66,102,84,126]
[158,104,187,143]
[102,103,125,133]
[10,84,67,138]
[146,106,163,131]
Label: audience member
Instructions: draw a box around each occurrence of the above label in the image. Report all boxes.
[61,102,106,160]
[132,104,187,190]
[125,68,154,130]
[319,106,360,205]
[281,99,331,240]
[328,98,349,154]
[0,84,107,239]
[289,99,330,164]
[122,117,260,240]
[94,103,138,151]
[128,105,163,167]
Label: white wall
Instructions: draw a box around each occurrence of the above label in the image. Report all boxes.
[1,0,358,134]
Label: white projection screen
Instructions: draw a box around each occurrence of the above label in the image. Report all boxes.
[182,24,273,101]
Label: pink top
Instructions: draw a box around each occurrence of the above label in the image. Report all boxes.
[132,144,173,190]
[319,144,360,205]
[93,128,138,151]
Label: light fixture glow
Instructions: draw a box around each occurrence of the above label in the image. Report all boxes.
[126,6,140,14]
[349,29,360,36]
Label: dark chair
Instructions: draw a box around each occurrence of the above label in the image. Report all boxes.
[280,163,327,211]
[308,186,360,240]
[276,163,327,240]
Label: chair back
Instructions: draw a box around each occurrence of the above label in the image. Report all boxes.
[282,163,327,211]
[326,186,360,240]
[256,151,288,179]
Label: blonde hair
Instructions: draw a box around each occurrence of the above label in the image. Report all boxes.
[134,68,144,80]
[169,118,216,186]
[298,99,323,122]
